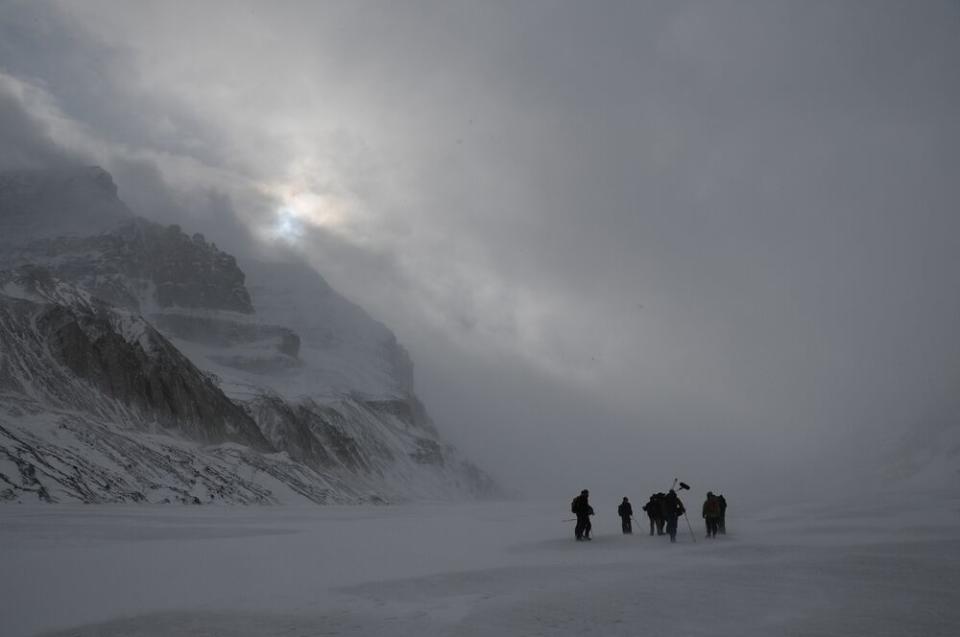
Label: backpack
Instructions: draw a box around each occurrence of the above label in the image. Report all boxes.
[705,498,721,517]
[571,497,578,514]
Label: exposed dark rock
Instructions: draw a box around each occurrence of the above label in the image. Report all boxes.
[366,396,439,436]
[410,438,445,466]
[150,313,299,357]
[245,394,335,469]
[0,269,270,450]
[1,218,253,313]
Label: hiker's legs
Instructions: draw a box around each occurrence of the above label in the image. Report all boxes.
[667,516,678,542]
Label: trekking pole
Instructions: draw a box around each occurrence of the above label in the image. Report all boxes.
[683,511,697,543]
[562,518,576,522]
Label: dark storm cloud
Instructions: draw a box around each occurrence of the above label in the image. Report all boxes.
[0,1,270,256]
[0,1,238,170]
[0,86,82,170]
[2,0,958,496]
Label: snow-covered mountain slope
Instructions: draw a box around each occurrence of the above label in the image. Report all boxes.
[244,258,413,400]
[0,266,264,444]
[0,166,500,504]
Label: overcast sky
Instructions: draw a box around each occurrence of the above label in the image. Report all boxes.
[2,0,959,499]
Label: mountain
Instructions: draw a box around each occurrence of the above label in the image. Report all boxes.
[0,166,500,504]
[0,166,133,246]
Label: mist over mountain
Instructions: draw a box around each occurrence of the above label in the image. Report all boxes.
[0,165,500,504]
[0,165,132,243]
[0,1,957,507]
[2,6,960,637]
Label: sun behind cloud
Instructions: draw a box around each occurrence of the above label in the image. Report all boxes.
[271,206,303,242]
[260,179,357,245]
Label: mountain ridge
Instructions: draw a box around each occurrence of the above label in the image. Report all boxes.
[0,165,501,504]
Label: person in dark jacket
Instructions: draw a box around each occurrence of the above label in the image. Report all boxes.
[617,497,633,534]
[702,492,721,538]
[654,492,669,535]
[642,493,661,536]
[663,489,685,543]
[718,494,727,534]
[572,489,595,541]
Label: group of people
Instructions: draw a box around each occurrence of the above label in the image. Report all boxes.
[571,488,728,543]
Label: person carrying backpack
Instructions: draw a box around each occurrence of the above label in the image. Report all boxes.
[571,489,594,541]
[702,492,722,538]
[642,493,665,536]
[663,489,685,543]
[617,497,633,534]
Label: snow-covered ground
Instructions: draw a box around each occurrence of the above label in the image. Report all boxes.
[2,495,958,637]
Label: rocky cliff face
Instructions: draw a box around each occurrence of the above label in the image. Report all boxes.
[1,218,252,313]
[0,166,132,245]
[0,166,500,504]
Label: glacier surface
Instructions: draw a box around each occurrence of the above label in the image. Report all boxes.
[1,494,958,637]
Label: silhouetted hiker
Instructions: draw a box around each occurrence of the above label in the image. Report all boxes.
[718,494,727,534]
[617,497,633,534]
[571,489,594,541]
[642,493,660,536]
[649,492,668,535]
[664,489,685,543]
[703,492,721,538]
